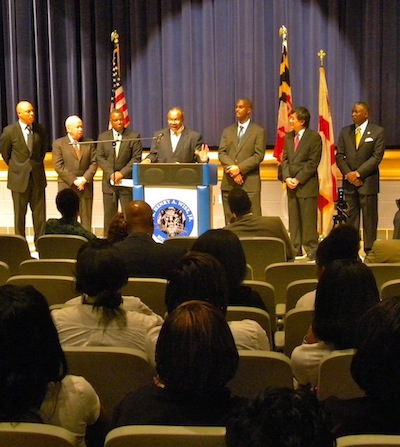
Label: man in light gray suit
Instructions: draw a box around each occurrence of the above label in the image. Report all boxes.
[142,107,209,164]
[0,101,48,243]
[218,98,266,224]
[224,187,295,261]
[52,115,97,232]
[96,109,142,233]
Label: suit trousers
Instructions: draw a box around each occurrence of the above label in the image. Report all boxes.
[287,191,318,256]
[103,187,133,233]
[222,189,261,224]
[12,173,46,242]
[346,190,377,253]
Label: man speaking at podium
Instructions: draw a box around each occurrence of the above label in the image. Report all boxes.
[96,109,143,233]
[142,107,209,164]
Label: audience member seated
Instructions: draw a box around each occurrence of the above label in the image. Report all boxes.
[192,229,266,310]
[106,211,128,244]
[114,201,185,278]
[0,284,105,447]
[296,224,360,310]
[224,187,296,261]
[363,239,400,263]
[291,259,379,388]
[45,188,96,240]
[52,239,163,351]
[226,388,335,447]
[145,252,270,366]
[112,300,244,427]
[324,297,400,437]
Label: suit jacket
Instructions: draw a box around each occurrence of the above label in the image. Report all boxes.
[224,214,296,260]
[281,128,322,198]
[52,135,97,198]
[218,122,266,191]
[145,127,203,163]
[114,233,186,279]
[336,122,385,195]
[364,239,400,264]
[0,121,48,193]
[96,128,142,193]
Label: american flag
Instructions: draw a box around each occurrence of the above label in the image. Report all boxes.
[273,26,293,163]
[110,45,130,127]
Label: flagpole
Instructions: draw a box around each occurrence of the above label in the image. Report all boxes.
[318,49,326,238]
[318,49,326,68]
[111,30,121,76]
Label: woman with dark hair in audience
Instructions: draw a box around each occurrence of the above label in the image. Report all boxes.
[191,228,266,310]
[52,239,163,351]
[324,297,400,437]
[145,251,270,365]
[0,284,103,446]
[106,211,128,244]
[113,300,244,427]
[291,259,380,388]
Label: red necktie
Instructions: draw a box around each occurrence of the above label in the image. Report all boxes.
[294,134,300,151]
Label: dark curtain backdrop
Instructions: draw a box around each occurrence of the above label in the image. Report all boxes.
[0,0,399,148]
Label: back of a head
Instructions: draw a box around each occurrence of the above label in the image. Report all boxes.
[165,251,229,314]
[225,388,334,447]
[76,239,128,308]
[192,229,247,287]
[56,188,80,220]
[106,212,128,244]
[316,224,360,269]
[156,300,238,395]
[228,188,252,217]
[124,200,154,234]
[313,259,379,349]
[0,285,67,420]
[351,297,400,412]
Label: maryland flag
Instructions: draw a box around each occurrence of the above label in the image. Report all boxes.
[317,62,338,236]
[110,31,130,128]
[273,26,293,163]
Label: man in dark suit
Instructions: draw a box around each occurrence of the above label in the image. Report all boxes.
[218,98,266,224]
[336,102,385,254]
[0,101,48,243]
[224,187,296,261]
[96,109,143,233]
[52,115,97,232]
[281,107,322,261]
[114,200,185,278]
[142,107,209,164]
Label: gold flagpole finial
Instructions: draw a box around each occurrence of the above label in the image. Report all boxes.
[111,30,119,45]
[318,49,326,67]
[279,26,288,40]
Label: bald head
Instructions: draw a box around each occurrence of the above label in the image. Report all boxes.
[16,101,35,125]
[124,201,154,235]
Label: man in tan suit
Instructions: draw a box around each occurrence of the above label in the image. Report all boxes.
[52,115,97,231]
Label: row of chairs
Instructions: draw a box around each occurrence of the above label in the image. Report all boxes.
[1,423,399,447]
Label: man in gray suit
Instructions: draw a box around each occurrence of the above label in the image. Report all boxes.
[0,101,48,243]
[142,107,209,164]
[96,109,143,233]
[52,115,97,232]
[224,188,295,261]
[281,107,322,261]
[336,102,385,254]
[218,98,266,224]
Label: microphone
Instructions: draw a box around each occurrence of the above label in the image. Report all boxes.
[156,133,164,143]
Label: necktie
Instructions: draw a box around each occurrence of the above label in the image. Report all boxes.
[238,125,244,145]
[355,126,361,149]
[294,133,300,151]
[73,140,81,160]
[26,125,33,153]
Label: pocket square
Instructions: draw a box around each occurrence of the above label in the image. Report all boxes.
[365,137,374,142]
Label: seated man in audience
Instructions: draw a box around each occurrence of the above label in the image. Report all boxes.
[364,239,400,263]
[114,200,185,278]
[224,187,295,261]
[226,388,335,447]
[45,188,96,240]
[296,224,360,310]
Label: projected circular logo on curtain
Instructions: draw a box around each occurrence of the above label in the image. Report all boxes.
[153,199,194,242]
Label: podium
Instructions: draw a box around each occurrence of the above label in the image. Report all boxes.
[132,163,218,241]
